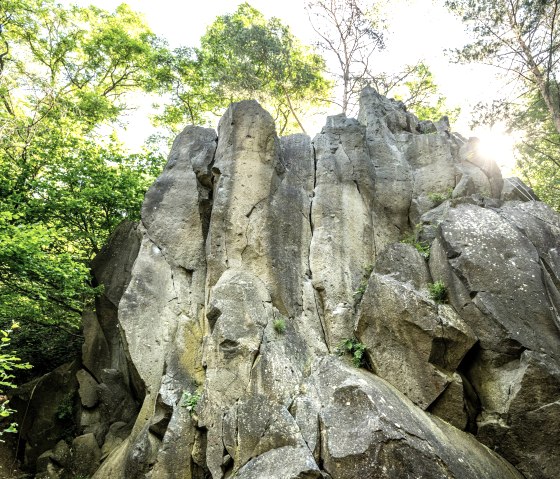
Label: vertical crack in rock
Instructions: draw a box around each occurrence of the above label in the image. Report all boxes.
[540,259,560,333]
[307,142,329,350]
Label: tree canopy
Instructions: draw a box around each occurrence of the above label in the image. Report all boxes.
[0,0,168,373]
[372,62,460,123]
[156,3,332,134]
[306,0,385,115]
[447,0,560,209]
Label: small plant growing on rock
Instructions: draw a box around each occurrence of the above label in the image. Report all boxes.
[353,264,374,301]
[181,390,200,414]
[56,394,74,422]
[401,224,431,259]
[337,338,367,368]
[414,241,431,258]
[428,188,453,205]
[273,317,287,334]
[353,283,367,297]
[401,235,431,259]
[428,280,448,303]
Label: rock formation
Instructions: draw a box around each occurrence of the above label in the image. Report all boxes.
[14,88,560,479]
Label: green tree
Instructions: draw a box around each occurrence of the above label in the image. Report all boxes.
[372,62,460,123]
[0,323,32,437]
[0,0,168,370]
[306,0,385,115]
[447,0,560,209]
[447,0,560,134]
[156,3,332,134]
[514,94,560,211]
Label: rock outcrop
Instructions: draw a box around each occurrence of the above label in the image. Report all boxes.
[14,89,560,479]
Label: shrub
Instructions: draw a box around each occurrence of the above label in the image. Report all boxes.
[336,338,367,368]
[272,315,286,334]
[428,188,453,204]
[0,323,32,438]
[428,280,448,303]
[401,224,431,259]
[273,317,287,334]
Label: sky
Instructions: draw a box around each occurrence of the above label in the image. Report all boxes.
[59,0,517,173]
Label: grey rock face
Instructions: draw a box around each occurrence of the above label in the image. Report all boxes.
[294,357,522,479]
[15,90,560,479]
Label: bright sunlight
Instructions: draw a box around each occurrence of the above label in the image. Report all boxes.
[473,125,518,177]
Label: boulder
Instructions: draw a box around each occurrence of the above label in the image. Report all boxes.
[76,369,99,408]
[72,433,101,477]
[356,273,476,409]
[293,357,523,479]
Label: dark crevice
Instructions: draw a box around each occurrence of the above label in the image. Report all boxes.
[206,304,222,332]
[429,309,450,372]
[541,259,560,333]
[312,285,330,353]
[221,447,234,477]
[353,179,361,195]
[541,257,560,292]
[192,426,210,478]
[456,342,483,434]
[250,333,264,371]
[196,140,218,243]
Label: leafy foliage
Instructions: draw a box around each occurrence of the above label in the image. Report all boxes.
[0,323,32,438]
[0,0,167,370]
[336,338,367,368]
[401,225,431,259]
[157,3,331,134]
[181,390,201,414]
[273,317,287,334]
[353,264,373,302]
[514,92,560,211]
[428,281,448,304]
[0,319,82,382]
[428,188,453,205]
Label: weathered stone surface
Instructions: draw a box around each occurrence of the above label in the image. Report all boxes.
[100,421,130,459]
[88,220,142,386]
[72,433,101,477]
[81,311,111,383]
[373,242,431,290]
[76,369,99,408]
[14,91,560,479]
[501,177,539,201]
[310,114,375,346]
[235,446,321,479]
[12,361,79,471]
[36,450,53,473]
[359,88,413,251]
[294,357,523,479]
[142,126,215,271]
[356,273,477,409]
[429,202,559,355]
[51,440,71,468]
[468,349,560,479]
[428,372,468,430]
